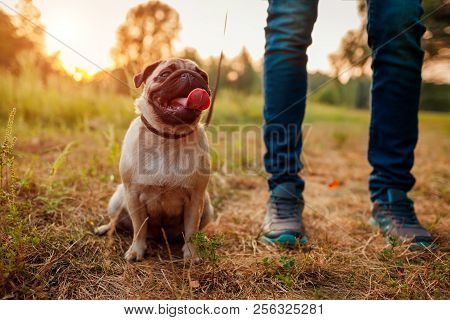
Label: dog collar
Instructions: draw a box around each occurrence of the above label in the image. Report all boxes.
[140,114,194,139]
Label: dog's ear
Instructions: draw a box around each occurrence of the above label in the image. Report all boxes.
[134,61,162,88]
[195,66,209,85]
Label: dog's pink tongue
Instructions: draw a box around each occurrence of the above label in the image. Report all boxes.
[171,89,210,110]
[186,88,210,110]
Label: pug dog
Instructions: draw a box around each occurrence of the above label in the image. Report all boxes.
[95,58,214,262]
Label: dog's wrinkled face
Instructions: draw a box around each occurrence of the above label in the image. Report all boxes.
[134,59,210,126]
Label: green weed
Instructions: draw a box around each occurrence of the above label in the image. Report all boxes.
[378,236,399,261]
[0,108,41,295]
[50,141,76,177]
[261,255,296,287]
[191,231,224,265]
[0,108,17,201]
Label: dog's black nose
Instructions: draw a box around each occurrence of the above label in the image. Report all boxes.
[180,72,193,81]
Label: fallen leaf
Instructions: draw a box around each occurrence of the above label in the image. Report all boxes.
[328,179,340,189]
[190,280,200,288]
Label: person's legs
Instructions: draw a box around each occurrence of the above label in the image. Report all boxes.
[367,0,425,200]
[263,0,318,196]
[367,0,432,246]
[261,0,318,245]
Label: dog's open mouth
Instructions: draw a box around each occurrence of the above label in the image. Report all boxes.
[149,70,211,125]
[172,88,211,110]
[159,88,211,111]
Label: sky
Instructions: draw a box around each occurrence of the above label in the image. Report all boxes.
[1,0,360,75]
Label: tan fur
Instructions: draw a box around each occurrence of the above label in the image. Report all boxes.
[95,59,214,262]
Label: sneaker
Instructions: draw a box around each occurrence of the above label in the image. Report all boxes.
[259,183,308,247]
[370,189,433,249]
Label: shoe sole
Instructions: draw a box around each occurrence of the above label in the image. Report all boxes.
[368,217,435,250]
[259,234,308,247]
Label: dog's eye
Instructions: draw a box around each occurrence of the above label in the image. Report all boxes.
[159,71,171,78]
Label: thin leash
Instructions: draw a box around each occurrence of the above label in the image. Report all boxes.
[204,10,228,128]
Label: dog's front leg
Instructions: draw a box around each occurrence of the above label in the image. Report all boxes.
[124,188,148,262]
[183,193,205,262]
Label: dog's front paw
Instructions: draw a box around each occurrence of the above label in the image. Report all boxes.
[183,242,200,263]
[94,224,110,236]
[125,241,147,262]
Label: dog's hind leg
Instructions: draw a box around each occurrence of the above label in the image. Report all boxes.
[94,184,126,236]
[199,191,215,230]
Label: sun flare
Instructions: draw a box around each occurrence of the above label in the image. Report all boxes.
[70,67,92,82]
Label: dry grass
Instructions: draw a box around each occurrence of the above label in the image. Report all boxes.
[0,100,449,299]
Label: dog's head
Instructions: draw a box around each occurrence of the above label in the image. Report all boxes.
[134,58,210,128]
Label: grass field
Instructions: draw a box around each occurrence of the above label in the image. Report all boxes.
[0,70,449,299]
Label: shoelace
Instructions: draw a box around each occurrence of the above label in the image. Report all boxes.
[270,196,303,220]
[377,201,419,226]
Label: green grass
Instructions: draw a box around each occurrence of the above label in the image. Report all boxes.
[0,67,134,131]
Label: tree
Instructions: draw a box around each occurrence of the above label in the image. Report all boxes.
[203,54,231,92]
[178,47,204,68]
[0,9,32,71]
[422,0,450,62]
[228,47,260,93]
[111,1,181,71]
[329,1,370,81]
[329,0,450,82]
[14,0,45,51]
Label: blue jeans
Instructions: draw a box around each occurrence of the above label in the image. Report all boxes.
[263,0,425,202]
